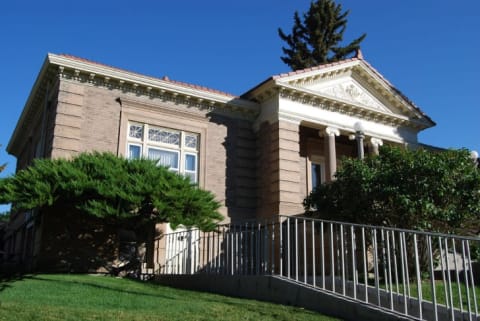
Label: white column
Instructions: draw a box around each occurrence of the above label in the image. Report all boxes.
[323,127,340,181]
[370,137,383,156]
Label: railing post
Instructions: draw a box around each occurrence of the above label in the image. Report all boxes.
[413,234,423,320]
[312,220,316,288]
[280,217,283,277]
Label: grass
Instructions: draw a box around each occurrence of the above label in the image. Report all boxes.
[375,278,480,311]
[0,274,342,321]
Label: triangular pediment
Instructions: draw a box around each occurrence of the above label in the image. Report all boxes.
[307,78,391,113]
[259,59,435,129]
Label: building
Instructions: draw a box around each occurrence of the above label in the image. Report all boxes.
[3,53,435,272]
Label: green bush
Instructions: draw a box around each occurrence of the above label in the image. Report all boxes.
[304,146,480,234]
[0,152,222,231]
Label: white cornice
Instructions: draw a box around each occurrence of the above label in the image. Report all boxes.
[248,60,435,131]
[48,54,258,114]
[275,82,430,130]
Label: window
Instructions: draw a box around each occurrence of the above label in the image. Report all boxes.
[127,123,199,183]
[311,163,323,190]
[308,156,325,193]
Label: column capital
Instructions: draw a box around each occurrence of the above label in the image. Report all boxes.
[370,137,383,147]
[324,127,340,137]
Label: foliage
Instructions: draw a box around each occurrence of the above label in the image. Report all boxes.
[0,210,9,222]
[278,0,366,70]
[0,152,222,231]
[0,144,6,173]
[0,274,341,321]
[304,146,480,233]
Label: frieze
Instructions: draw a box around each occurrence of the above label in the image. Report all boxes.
[317,80,387,112]
[56,66,257,120]
[279,87,422,129]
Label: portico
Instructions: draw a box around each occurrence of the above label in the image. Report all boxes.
[244,56,435,218]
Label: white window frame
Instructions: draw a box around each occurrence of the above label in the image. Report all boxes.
[127,143,143,160]
[307,155,325,193]
[127,122,199,183]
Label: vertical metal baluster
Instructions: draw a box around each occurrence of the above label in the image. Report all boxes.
[427,235,438,321]
[280,217,283,277]
[264,219,269,274]
[165,234,169,274]
[174,232,178,274]
[271,221,275,275]
[173,232,177,274]
[170,232,174,274]
[211,229,215,273]
[241,223,245,275]
[287,217,290,279]
[223,226,227,275]
[304,219,307,284]
[236,224,240,275]
[238,223,241,275]
[351,225,357,300]
[362,227,367,303]
[180,232,184,274]
[438,237,449,314]
[462,240,472,321]
[381,229,389,296]
[402,232,411,298]
[232,224,235,275]
[163,235,167,274]
[250,222,254,275]
[452,239,463,313]
[206,231,210,274]
[171,233,175,274]
[330,223,335,293]
[295,218,299,282]
[321,221,325,290]
[312,220,316,288]
[413,234,423,320]
[399,231,407,314]
[466,240,478,318]
[340,224,345,296]
[257,222,261,275]
[186,232,189,274]
[373,228,380,306]
[391,231,399,294]
[217,227,221,275]
[386,230,393,310]
[224,228,228,275]
[444,238,454,321]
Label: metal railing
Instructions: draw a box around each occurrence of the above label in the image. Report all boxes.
[143,216,480,321]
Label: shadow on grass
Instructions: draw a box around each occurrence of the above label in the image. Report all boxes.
[0,273,33,293]
[30,275,179,301]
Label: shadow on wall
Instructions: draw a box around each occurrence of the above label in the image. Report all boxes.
[36,208,158,275]
[207,112,257,223]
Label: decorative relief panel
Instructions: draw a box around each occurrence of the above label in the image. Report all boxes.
[315,80,388,112]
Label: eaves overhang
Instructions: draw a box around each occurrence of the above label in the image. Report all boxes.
[8,53,259,156]
[242,58,435,131]
[275,81,433,130]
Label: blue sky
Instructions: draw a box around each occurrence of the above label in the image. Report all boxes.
[1,0,479,183]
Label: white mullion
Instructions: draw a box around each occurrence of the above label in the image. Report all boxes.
[180,131,185,175]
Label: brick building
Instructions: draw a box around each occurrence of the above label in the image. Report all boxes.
[3,53,435,271]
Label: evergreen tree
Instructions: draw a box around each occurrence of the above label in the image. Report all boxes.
[279,0,366,70]
[0,152,222,231]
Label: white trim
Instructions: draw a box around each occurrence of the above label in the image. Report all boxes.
[306,155,326,193]
[48,53,258,113]
[278,97,418,144]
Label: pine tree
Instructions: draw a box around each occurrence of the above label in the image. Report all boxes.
[279,0,366,70]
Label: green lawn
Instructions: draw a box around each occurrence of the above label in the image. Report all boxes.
[0,274,342,321]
